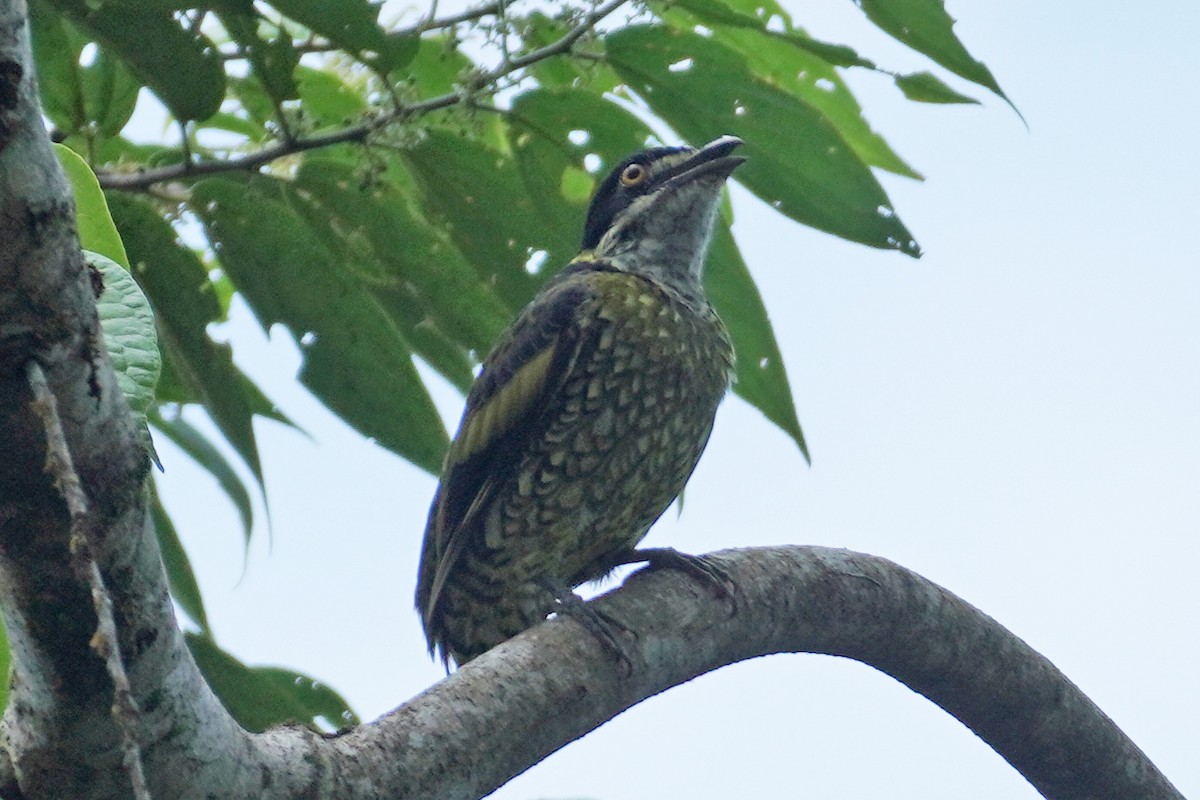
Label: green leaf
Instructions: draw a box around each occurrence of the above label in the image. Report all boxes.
[402,128,547,310]
[29,2,140,138]
[218,10,299,109]
[295,66,368,128]
[55,143,129,267]
[657,6,919,179]
[197,111,268,142]
[706,225,807,459]
[185,633,358,733]
[519,11,621,92]
[43,0,225,121]
[149,481,209,632]
[607,25,921,256]
[87,135,178,166]
[80,43,141,137]
[894,71,979,105]
[149,408,254,549]
[192,176,449,474]
[89,248,162,467]
[108,194,268,487]
[855,0,1008,101]
[89,251,161,420]
[229,75,279,132]
[667,0,773,29]
[291,155,508,386]
[28,0,84,133]
[254,667,360,730]
[723,30,919,179]
[267,0,416,73]
[404,36,475,98]
[665,0,875,68]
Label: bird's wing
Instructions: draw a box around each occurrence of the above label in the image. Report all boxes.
[417,271,597,634]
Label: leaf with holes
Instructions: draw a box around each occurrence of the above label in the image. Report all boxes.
[657,5,920,179]
[706,224,808,460]
[186,634,358,733]
[508,88,648,270]
[510,88,806,456]
[193,176,449,474]
[608,25,920,256]
[856,0,1010,104]
[291,154,510,388]
[666,0,877,68]
[403,128,548,310]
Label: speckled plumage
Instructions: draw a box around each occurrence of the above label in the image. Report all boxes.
[416,137,743,666]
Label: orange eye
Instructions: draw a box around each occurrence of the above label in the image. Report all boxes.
[620,163,648,187]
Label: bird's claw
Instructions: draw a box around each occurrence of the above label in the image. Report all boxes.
[623,547,738,614]
[549,588,636,677]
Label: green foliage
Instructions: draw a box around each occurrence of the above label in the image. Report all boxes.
[32,0,1007,706]
[54,144,129,266]
[151,481,210,632]
[88,250,161,424]
[37,0,224,122]
[855,0,1008,102]
[895,71,980,105]
[191,175,450,474]
[608,24,921,255]
[186,633,359,732]
[58,152,346,728]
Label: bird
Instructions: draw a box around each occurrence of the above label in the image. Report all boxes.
[415,135,744,667]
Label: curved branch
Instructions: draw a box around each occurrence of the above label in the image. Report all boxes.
[321,546,1183,800]
[98,0,630,192]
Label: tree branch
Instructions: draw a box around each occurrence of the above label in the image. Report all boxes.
[0,7,314,798]
[99,0,630,192]
[311,546,1182,800]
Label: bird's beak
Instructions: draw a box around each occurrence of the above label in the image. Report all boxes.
[668,135,746,185]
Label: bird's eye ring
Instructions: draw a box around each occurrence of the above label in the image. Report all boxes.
[620,163,648,187]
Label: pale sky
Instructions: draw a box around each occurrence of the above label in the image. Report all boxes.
[150,1,1199,797]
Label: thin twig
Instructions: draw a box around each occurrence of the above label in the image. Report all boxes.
[217,2,507,62]
[25,361,152,800]
[404,0,507,36]
[99,0,630,192]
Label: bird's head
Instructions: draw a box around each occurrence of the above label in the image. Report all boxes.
[579,135,744,296]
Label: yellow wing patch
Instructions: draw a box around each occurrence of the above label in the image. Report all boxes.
[453,344,556,463]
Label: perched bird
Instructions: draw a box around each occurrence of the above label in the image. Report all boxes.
[416,135,744,667]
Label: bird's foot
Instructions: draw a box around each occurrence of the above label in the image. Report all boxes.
[548,587,635,677]
[618,547,738,612]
